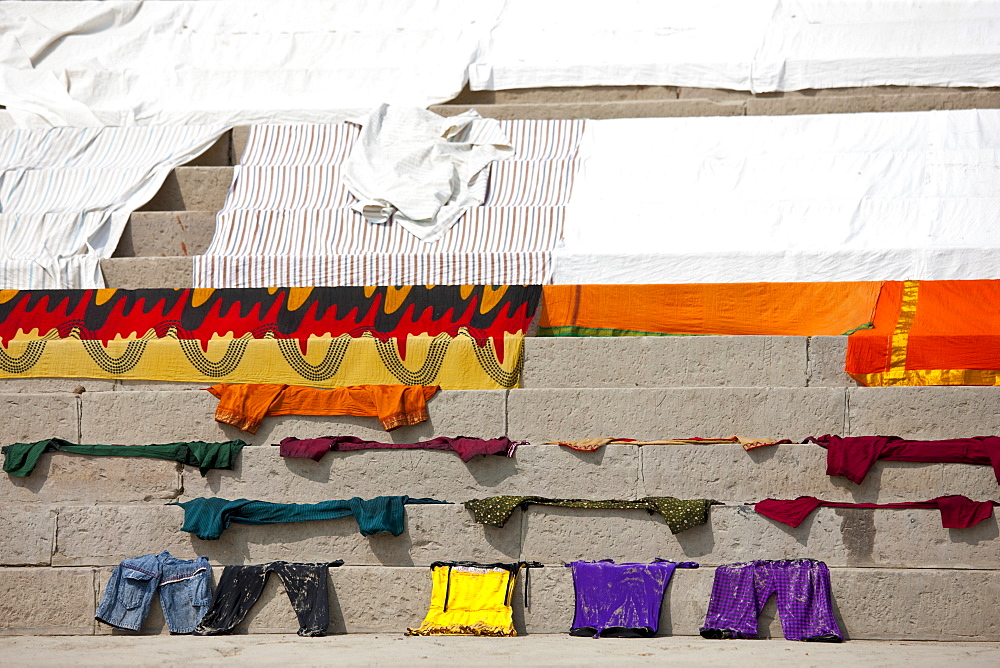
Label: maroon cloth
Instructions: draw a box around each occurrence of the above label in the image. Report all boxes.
[277,436,519,463]
[807,434,1000,484]
[755,495,999,529]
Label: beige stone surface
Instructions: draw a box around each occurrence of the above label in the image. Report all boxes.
[806,336,856,387]
[139,167,233,212]
[746,90,1000,116]
[0,393,79,442]
[15,564,1000,641]
[640,443,1000,503]
[0,378,115,393]
[182,131,233,167]
[0,505,54,565]
[520,337,807,388]
[54,504,520,567]
[0,567,96,635]
[430,100,745,120]
[518,504,1000,569]
[180,443,640,503]
[80,389,506,446]
[114,211,217,258]
[848,387,1000,438]
[100,257,193,289]
[507,388,846,442]
[451,86,682,105]
[0,455,181,504]
[526,566,1000,641]
[231,126,251,162]
[5,635,1000,667]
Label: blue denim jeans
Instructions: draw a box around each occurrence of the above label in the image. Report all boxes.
[96,551,212,634]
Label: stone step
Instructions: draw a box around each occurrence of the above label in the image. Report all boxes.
[508,386,1000,442]
[138,167,233,213]
[1,565,995,640]
[520,336,853,388]
[2,442,995,508]
[114,212,217,258]
[6,386,1000,447]
[4,500,996,570]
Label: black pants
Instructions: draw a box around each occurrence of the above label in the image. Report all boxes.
[194,561,343,637]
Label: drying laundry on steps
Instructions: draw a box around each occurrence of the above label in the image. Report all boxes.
[406,561,543,637]
[755,495,999,529]
[277,436,522,463]
[96,552,213,635]
[567,559,699,639]
[463,496,719,534]
[545,437,792,452]
[208,383,438,434]
[2,439,246,477]
[194,561,344,637]
[172,496,449,540]
[701,559,843,642]
[808,434,1000,484]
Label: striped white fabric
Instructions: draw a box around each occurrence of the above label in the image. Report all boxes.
[194,119,585,287]
[0,125,226,289]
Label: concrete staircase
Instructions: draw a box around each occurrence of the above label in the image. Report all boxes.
[2,338,999,640]
[3,86,999,641]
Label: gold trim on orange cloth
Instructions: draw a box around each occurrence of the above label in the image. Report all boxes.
[845,280,1000,387]
[213,410,262,434]
[885,280,920,383]
[849,368,1000,387]
[381,408,430,431]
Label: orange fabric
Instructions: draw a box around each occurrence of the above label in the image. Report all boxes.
[539,283,883,337]
[847,280,1000,386]
[207,383,439,434]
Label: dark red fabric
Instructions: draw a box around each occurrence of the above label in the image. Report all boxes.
[755,495,998,529]
[808,434,1000,484]
[277,436,519,463]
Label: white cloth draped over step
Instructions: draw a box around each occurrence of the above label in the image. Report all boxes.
[0,1,500,127]
[193,119,585,287]
[0,125,226,289]
[3,1,1000,127]
[552,109,1000,284]
[343,105,513,242]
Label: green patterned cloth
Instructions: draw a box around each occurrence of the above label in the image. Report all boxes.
[463,496,719,534]
[2,438,247,477]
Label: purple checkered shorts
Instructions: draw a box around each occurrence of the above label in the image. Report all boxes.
[700,559,843,641]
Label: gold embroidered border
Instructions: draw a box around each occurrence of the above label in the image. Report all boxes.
[885,280,921,382]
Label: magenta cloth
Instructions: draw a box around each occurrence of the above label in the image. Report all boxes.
[277,436,520,463]
[755,495,998,529]
[808,434,1000,484]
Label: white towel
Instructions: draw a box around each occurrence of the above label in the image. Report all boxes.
[342,105,513,242]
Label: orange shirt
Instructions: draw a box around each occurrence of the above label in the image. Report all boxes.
[207,383,439,434]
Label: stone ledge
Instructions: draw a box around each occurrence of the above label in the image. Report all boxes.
[0,454,181,504]
[52,504,520,568]
[79,389,507,446]
[520,336,807,388]
[0,394,79,443]
[114,211,218,258]
[138,167,233,212]
[0,567,96,635]
[180,443,641,503]
[848,387,1000,438]
[507,387,847,442]
[73,565,1000,640]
